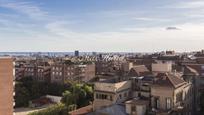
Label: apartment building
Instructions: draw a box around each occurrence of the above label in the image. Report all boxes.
[23,65,51,82]
[151,73,193,115]
[95,60,125,75]
[51,62,95,83]
[183,66,201,114]
[76,64,95,82]
[91,68,196,115]
[24,65,36,77]
[93,80,132,110]
[36,66,51,82]
[131,75,155,99]
[0,57,15,115]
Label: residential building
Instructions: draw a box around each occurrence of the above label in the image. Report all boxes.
[51,63,65,83]
[152,62,172,73]
[93,80,132,110]
[51,62,95,83]
[36,66,51,82]
[0,57,15,115]
[91,69,196,115]
[151,73,193,115]
[23,65,51,82]
[125,98,149,115]
[128,65,151,77]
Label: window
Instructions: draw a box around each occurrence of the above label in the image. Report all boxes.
[176,92,183,102]
[96,93,108,100]
[110,95,113,101]
[102,94,107,99]
[131,105,136,112]
[184,92,187,100]
[155,98,160,109]
[166,98,171,110]
[124,92,127,97]
[96,93,99,99]
[119,94,122,99]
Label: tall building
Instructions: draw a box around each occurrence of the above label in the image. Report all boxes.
[74,50,79,57]
[0,57,14,115]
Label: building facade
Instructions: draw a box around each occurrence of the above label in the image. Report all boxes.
[93,80,132,110]
[51,63,95,83]
[0,57,14,115]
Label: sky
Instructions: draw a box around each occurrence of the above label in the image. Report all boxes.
[0,0,204,52]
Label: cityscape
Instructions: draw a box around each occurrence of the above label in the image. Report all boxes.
[1,0,204,115]
[0,50,204,115]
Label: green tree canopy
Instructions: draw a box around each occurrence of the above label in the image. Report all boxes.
[61,90,74,106]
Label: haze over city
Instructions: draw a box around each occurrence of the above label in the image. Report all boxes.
[0,0,204,52]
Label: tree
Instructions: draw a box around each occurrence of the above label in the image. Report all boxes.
[61,90,74,106]
[28,103,68,115]
[61,83,93,108]
[64,60,74,65]
[15,83,30,107]
[72,84,88,107]
[83,84,93,101]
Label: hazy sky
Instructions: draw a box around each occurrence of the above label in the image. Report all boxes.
[0,0,204,52]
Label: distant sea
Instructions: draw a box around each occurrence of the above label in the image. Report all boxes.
[0,52,145,57]
[0,52,90,57]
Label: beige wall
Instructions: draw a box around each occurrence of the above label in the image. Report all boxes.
[93,81,131,110]
[174,83,193,113]
[152,63,172,72]
[151,86,174,110]
[93,92,116,110]
[122,62,133,72]
[0,57,14,115]
[125,103,146,115]
[151,83,193,113]
[84,64,95,81]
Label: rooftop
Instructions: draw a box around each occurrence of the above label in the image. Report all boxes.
[125,98,149,106]
[154,73,186,88]
[69,105,93,115]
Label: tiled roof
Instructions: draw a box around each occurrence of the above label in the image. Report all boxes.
[128,65,150,76]
[87,104,126,115]
[184,66,199,75]
[69,105,93,115]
